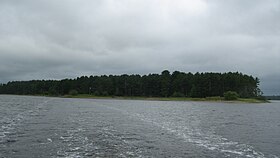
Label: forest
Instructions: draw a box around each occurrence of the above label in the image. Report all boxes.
[0,70,262,98]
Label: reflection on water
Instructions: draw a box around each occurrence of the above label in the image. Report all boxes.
[0,95,279,158]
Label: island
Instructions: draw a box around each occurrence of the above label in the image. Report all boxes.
[0,70,266,102]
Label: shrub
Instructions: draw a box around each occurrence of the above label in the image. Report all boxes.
[172,92,185,97]
[102,91,109,96]
[48,87,58,96]
[94,91,100,96]
[224,91,239,100]
[69,89,78,96]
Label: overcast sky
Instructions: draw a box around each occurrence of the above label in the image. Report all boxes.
[0,0,279,95]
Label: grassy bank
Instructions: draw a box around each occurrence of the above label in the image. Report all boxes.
[62,94,268,103]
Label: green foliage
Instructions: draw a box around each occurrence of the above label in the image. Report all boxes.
[160,70,171,97]
[48,86,58,96]
[190,84,200,98]
[172,92,185,97]
[205,96,222,101]
[69,89,78,96]
[224,91,239,100]
[102,91,109,96]
[94,91,100,96]
[0,71,262,99]
[254,95,267,101]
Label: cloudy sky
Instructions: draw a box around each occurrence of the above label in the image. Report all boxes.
[0,0,279,95]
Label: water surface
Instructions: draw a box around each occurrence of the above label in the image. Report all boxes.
[0,95,279,157]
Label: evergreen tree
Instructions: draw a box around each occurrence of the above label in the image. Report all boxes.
[0,71,262,98]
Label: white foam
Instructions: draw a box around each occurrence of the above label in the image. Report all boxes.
[117,109,270,158]
[93,103,280,158]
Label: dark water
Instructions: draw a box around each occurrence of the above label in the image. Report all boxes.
[0,95,279,158]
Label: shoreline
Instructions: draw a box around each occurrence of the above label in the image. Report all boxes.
[0,94,268,103]
[62,94,268,103]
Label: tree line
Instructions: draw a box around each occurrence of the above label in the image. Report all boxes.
[0,70,262,98]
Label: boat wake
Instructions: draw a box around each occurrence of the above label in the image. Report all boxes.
[103,103,278,158]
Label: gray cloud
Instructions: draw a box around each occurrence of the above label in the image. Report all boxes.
[0,0,279,95]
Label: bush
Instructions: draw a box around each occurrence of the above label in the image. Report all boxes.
[48,87,58,96]
[224,91,239,100]
[69,89,78,96]
[172,92,185,97]
[102,91,109,96]
[94,91,100,96]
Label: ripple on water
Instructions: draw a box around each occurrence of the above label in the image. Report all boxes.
[116,109,274,158]
[0,97,51,148]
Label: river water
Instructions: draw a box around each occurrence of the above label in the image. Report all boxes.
[0,95,279,158]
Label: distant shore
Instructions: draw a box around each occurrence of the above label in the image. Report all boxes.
[0,94,268,103]
[61,94,268,103]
